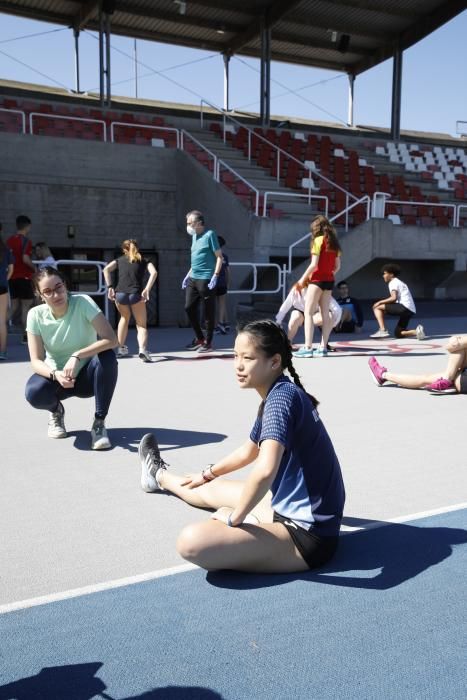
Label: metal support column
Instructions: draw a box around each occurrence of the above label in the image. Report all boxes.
[134,39,138,99]
[347,73,355,127]
[390,47,403,141]
[223,53,230,112]
[98,8,112,107]
[73,29,81,94]
[260,22,271,126]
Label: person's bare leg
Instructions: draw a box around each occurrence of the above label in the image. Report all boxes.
[131,301,149,351]
[399,329,416,337]
[287,310,304,342]
[304,285,322,348]
[176,518,309,573]
[217,295,227,325]
[115,302,130,347]
[319,291,333,348]
[384,349,467,388]
[159,471,273,523]
[373,305,386,331]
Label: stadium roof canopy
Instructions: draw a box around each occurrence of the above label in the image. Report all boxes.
[0,0,465,76]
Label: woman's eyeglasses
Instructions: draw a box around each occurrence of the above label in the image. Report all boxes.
[40,283,66,298]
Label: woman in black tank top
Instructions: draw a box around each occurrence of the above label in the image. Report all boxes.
[103,239,158,362]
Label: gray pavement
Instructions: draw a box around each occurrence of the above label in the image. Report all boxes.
[1,317,466,606]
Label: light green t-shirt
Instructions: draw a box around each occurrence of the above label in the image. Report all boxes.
[190,229,220,279]
[26,294,101,372]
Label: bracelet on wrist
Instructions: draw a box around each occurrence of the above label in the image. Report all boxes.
[227,513,234,527]
[201,467,215,483]
[71,355,81,362]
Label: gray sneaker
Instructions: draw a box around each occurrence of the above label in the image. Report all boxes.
[138,432,168,492]
[91,418,111,450]
[48,402,67,439]
[416,324,426,340]
[138,349,153,363]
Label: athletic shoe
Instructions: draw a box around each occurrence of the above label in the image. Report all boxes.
[326,344,336,353]
[138,432,168,493]
[426,378,457,394]
[368,356,387,386]
[91,418,111,450]
[197,341,213,353]
[314,346,328,356]
[138,349,153,363]
[0,351,7,361]
[186,337,205,350]
[48,402,67,439]
[214,323,227,335]
[21,332,28,345]
[416,325,426,341]
[370,329,390,338]
[117,345,129,358]
[292,346,314,358]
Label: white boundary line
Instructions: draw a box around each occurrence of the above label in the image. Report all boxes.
[1,502,466,616]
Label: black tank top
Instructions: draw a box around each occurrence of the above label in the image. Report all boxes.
[115,255,148,294]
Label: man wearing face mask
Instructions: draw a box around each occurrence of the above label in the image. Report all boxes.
[182,210,223,352]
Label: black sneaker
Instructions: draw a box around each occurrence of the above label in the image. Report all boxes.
[186,337,205,350]
[138,433,168,492]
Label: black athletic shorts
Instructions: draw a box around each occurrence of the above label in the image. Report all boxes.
[334,319,356,333]
[384,303,414,332]
[273,511,339,569]
[459,368,467,394]
[115,291,142,305]
[215,286,227,297]
[0,285,8,296]
[310,280,334,291]
[9,278,34,300]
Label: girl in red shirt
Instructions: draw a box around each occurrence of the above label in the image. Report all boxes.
[294,215,341,357]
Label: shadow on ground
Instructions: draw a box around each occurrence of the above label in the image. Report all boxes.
[206,519,467,591]
[0,662,224,699]
[68,426,227,452]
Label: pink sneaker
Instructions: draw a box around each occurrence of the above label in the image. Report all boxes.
[368,356,387,386]
[426,378,457,394]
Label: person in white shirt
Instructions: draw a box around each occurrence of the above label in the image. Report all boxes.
[370,263,425,340]
[276,283,342,344]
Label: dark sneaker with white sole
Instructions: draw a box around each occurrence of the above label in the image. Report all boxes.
[186,337,205,350]
[139,432,169,492]
[91,418,111,450]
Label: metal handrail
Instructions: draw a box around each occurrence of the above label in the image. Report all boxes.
[456,204,467,227]
[217,159,260,216]
[110,121,180,148]
[29,113,107,141]
[0,106,26,133]
[50,259,109,318]
[331,194,371,229]
[262,191,329,218]
[372,192,457,226]
[199,99,359,203]
[180,129,217,175]
[228,262,283,294]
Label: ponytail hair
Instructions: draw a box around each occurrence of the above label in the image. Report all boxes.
[310,215,340,254]
[238,319,319,411]
[122,239,142,263]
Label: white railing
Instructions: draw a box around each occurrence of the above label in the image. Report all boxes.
[180,129,217,173]
[332,194,371,230]
[456,121,467,137]
[110,121,180,148]
[262,191,329,218]
[216,159,260,216]
[371,191,457,226]
[228,262,285,296]
[0,106,26,133]
[457,204,467,227]
[50,259,109,318]
[29,113,107,141]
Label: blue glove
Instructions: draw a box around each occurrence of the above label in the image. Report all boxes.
[208,274,218,290]
[182,274,190,290]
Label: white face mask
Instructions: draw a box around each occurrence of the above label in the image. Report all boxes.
[186,225,196,236]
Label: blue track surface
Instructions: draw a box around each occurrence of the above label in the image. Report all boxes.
[1,509,466,700]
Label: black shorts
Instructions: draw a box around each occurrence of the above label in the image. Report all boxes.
[310,281,334,291]
[334,319,356,333]
[216,286,227,297]
[459,368,467,394]
[9,278,34,300]
[0,285,8,296]
[115,291,143,305]
[384,303,414,334]
[273,511,339,569]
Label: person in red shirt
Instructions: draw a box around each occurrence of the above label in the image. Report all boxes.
[293,215,341,358]
[7,215,35,343]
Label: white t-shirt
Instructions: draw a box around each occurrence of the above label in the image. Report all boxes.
[388,277,416,314]
[275,288,342,326]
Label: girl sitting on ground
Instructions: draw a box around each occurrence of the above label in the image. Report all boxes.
[138,319,345,573]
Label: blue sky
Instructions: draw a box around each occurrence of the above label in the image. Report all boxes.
[0,10,466,137]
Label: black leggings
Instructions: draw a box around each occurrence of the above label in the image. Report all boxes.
[184,278,216,344]
[25,350,118,419]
